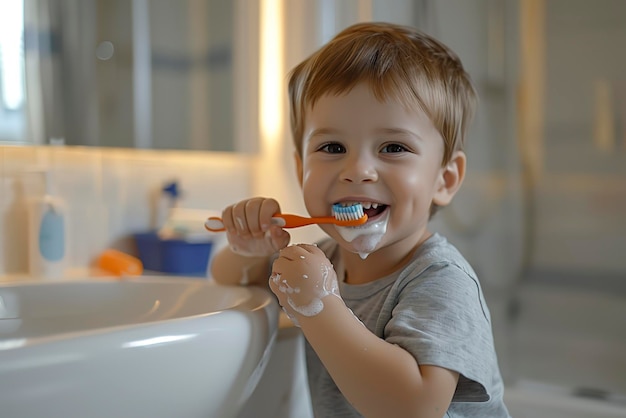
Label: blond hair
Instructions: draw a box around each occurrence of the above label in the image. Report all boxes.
[288,22,477,166]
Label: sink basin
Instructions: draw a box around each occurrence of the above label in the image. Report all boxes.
[0,276,279,418]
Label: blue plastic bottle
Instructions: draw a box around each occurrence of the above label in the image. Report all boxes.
[27,171,67,278]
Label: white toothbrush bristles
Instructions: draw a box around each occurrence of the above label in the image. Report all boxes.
[332,203,365,221]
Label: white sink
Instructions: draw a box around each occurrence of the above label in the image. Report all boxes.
[0,276,279,418]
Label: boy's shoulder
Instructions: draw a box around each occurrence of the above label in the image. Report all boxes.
[409,233,477,280]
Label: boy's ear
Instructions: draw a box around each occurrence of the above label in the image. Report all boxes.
[432,150,466,207]
[294,151,304,187]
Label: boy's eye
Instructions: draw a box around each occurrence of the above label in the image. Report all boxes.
[319,142,346,154]
[381,143,408,153]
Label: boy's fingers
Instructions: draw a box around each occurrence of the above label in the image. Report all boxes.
[244,198,264,237]
[220,206,236,233]
[260,198,281,230]
[229,201,250,235]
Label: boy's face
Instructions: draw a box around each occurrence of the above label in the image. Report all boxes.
[295,83,464,257]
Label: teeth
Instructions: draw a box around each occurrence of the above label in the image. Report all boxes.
[340,201,379,209]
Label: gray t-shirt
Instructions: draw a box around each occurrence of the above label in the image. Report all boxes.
[306,233,510,417]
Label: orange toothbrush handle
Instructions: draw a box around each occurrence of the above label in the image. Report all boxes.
[204,213,367,232]
[275,214,336,228]
[274,214,367,228]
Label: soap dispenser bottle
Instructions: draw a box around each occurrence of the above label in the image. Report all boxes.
[153,180,180,230]
[27,170,68,279]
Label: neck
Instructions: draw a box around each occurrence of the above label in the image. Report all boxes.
[341,230,432,285]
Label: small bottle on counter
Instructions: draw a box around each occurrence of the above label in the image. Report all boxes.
[27,170,68,279]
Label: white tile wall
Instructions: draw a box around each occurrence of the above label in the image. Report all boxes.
[0,145,254,275]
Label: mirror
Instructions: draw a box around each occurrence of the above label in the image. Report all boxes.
[0,0,258,152]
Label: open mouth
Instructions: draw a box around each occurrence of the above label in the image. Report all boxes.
[362,202,387,220]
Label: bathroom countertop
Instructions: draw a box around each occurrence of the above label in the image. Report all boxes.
[0,274,31,284]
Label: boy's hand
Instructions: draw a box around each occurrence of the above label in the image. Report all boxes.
[221,197,290,257]
[269,244,340,324]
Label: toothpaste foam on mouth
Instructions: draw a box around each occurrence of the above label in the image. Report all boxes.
[334,210,389,259]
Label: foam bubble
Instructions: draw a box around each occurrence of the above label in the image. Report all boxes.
[335,212,388,258]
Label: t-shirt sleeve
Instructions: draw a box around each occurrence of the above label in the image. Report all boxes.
[383,262,494,402]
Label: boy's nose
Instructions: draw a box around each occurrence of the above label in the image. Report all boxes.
[340,156,378,183]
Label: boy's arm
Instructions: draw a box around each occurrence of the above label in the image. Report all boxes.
[210,246,272,286]
[269,244,458,417]
[300,296,458,418]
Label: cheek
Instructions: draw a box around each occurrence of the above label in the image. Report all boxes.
[400,159,441,186]
[388,167,439,208]
[301,159,334,192]
[301,168,315,187]
[389,168,422,193]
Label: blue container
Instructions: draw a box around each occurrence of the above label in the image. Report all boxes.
[133,232,213,276]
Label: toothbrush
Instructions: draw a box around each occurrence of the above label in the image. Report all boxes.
[204,203,367,232]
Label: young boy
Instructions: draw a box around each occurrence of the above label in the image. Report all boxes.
[211,22,510,417]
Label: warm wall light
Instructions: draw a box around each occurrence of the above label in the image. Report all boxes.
[259,0,284,145]
[0,0,25,110]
